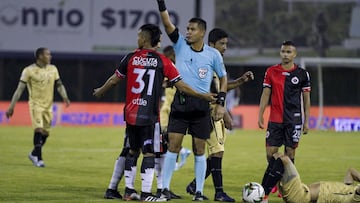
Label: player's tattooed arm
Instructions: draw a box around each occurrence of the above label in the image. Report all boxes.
[6,81,26,118]
[56,79,70,107]
[93,73,121,99]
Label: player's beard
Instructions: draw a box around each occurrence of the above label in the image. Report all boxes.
[282,58,290,64]
[185,38,193,45]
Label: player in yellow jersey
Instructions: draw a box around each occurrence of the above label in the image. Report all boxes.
[6,47,70,167]
[261,152,360,203]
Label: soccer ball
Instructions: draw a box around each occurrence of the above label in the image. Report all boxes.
[242,182,265,203]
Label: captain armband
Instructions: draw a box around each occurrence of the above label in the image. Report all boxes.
[216,91,226,107]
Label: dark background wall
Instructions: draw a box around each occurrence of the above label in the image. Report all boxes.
[1,53,359,106]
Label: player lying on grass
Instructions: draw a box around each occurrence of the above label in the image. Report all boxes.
[261,152,360,203]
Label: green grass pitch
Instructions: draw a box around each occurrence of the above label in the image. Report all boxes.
[0,126,359,202]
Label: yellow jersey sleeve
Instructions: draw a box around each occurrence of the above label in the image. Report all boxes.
[20,66,31,83]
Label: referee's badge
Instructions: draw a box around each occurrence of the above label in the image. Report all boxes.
[291,76,299,84]
[198,68,208,79]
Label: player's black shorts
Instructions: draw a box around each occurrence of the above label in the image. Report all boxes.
[126,122,160,154]
[168,112,211,140]
[168,91,211,139]
[266,122,302,148]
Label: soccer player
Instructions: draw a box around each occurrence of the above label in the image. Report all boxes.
[93,23,215,202]
[261,152,360,203]
[185,28,254,202]
[258,40,311,196]
[6,47,70,168]
[102,45,183,201]
[155,0,228,201]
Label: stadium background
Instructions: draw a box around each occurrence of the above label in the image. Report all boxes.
[0,1,360,203]
[0,0,359,131]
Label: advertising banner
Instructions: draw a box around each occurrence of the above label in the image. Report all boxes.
[0,102,125,126]
[0,102,359,131]
[231,105,360,131]
[0,0,215,53]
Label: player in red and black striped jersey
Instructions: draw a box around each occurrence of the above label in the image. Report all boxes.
[114,47,179,126]
[258,40,311,200]
[93,24,215,201]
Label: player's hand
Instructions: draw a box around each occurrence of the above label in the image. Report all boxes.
[162,79,169,88]
[241,71,254,83]
[6,108,14,119]
[213,105,225,121]
[202,93,217,102]
[258,117,264,129]
[93,88,104,98]
[64,98,71,107]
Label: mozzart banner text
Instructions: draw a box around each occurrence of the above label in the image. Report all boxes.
[0,0,214,53]
[0,102,359,131]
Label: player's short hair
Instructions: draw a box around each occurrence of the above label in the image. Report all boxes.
[139,24,162,47]
[163,45,174,55]
[208,28,228,44]
[35,47,47,59]
[282,40,296,47]
[163,45,175,63]
[189,17,207,31]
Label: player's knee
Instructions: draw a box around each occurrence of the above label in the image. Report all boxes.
[209,151,223,158]
[168,147,181,153]
[193,148,205,156]
[42,130,49,136]
[167,142,182,153]
[129,149,140,157]
[120,147,130,157]
[285,147,296,158]
[143,152,155,158]
[34,128,45,134]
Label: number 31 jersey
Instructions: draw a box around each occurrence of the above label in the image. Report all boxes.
[115,48,181,126]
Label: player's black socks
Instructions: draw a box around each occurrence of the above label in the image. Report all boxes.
[120,147,130,157]
[32,132,43,159]
[41,134,48,146]
[205,157,211,178]
[261,156,276,186]
[141,156,155,172]
[124,153,136,171]
[210,157,223,193]
[263,158,284,195]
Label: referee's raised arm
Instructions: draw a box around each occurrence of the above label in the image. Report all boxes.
[156,0,176,35]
